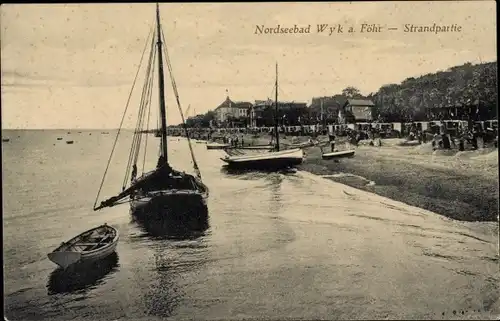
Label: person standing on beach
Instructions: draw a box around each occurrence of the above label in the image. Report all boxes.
[458,129,465,151]
[329,133,336,152]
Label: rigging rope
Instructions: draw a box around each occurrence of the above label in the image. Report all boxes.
[122,31,157,189]
[160,27,202,179]
[133,47,156,165]
[142,48,156,174]
[93,27,153,210]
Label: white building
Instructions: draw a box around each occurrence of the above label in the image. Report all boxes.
[214,96,253,127]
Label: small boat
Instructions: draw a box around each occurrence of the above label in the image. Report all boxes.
[221,147,304,170]
[2,138,10,142]
[66,140,74,144]
[221,63,304,171]
[225,144,274,151]
[57,137,63,140]
[322,150,356,160]
[207,142,230,150]
[47,224,119,269]
[398,140,421,147]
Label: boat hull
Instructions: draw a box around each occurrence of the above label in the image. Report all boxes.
[207,143,229,150]
[47,251,82,269]
[224,145,274,151]
[322,150,356,160]
[131,190,207,211]
[130,187,209,219]
[48,225,119,269]
[221,148,304,170]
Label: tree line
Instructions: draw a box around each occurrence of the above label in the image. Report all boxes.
[179,61,497,128]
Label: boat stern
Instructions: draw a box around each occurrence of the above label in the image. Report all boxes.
[48,251,82,269]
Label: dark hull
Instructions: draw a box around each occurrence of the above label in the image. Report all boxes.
[128,167,209,217]
[207,144,229,150]
[131,192,206,211]
[322,150,355,160]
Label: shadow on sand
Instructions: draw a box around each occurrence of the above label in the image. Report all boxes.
[47,252,119,295]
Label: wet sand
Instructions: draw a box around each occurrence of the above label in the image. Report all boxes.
[299,139,498,222]
[198,132,498,222]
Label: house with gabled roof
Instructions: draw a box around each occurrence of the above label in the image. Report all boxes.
[339,99,376,123]
[214,96,253,127]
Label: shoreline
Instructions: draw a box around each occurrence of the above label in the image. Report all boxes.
[191,133,497,222]
[298,142,498,222]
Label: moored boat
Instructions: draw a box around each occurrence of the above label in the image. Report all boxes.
[207,142,230,150]
[93,4,209,218]
[224,144,274,151]
[221,63,304,170]
[47,224,119,269]
[66,140,74,144]
[322,149,356,160]
[222,147,304,170]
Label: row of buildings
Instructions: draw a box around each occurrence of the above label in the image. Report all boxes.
[209,94,495,128]
[212,95,375,128]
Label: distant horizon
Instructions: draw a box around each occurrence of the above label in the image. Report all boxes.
[2,2,496,129]
[2,59,497,131]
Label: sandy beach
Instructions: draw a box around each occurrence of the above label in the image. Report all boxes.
[226,133,498,222]
[301,139,498,222]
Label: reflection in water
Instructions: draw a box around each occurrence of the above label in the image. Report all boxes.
[131,203,210,241]
[267,174,283,213]
[143,246,184,318]
[47,252,119,295]
[220,166,297,177]
[133,204,210,317]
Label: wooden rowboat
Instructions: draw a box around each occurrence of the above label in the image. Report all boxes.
[47,224,119,269]
[322,150,356,160]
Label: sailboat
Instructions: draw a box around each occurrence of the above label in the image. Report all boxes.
[220,63,304,170]
[93,4,209,216]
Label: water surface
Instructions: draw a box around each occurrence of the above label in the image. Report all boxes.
[3,130,499,320]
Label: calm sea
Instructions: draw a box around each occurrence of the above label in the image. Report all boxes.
[2,130,499,320]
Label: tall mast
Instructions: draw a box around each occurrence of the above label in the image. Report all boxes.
[274,62,280,151]
[156,3,168,164]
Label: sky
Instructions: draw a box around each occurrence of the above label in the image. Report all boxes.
[1,2,497,129]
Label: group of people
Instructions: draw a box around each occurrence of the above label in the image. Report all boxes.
[412,123,499,151]
[222,135,245,147]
